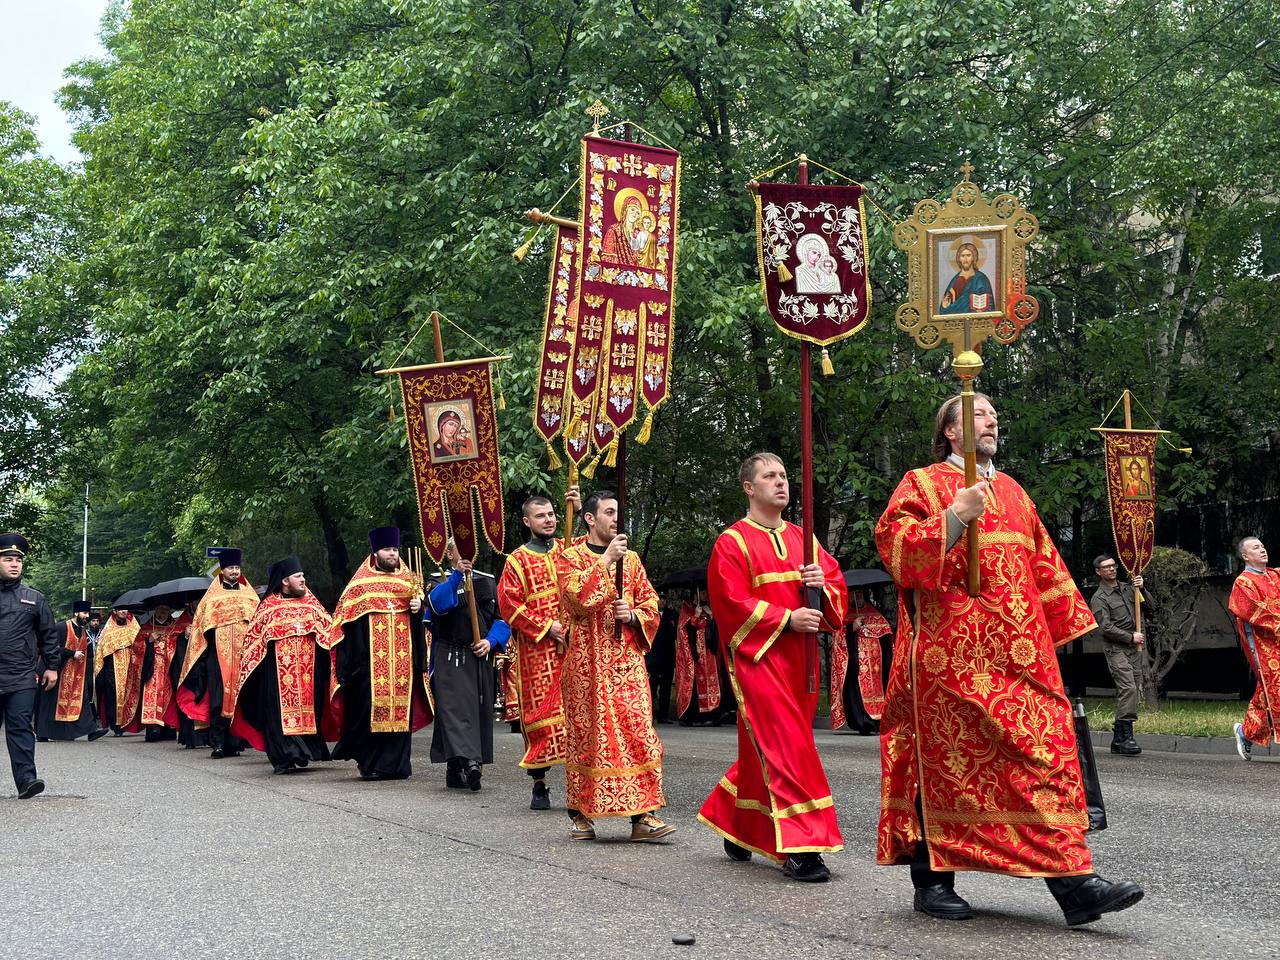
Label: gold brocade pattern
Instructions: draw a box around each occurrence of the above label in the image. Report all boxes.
[874,463,1097,877]
[139,613,189,725]
[1230,568,1280,746]
[497,543,570,767]
[54,621,89,722]
[179,577,260,697]
[556,544,664,817]
[237,592,333,737]
[369,612,413,733]
[276,635,318,736]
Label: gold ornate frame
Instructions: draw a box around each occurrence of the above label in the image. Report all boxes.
[893,164,1040,353]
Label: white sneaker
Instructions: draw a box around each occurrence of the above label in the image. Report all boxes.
[1234,723,1252,761]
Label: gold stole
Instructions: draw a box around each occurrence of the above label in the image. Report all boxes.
[368,611,412,733]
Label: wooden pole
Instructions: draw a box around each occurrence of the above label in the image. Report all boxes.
[430,311,484,649]
[525,208,579,230]
[563,463,578,543]
[1123,389,1144,637]
[614,122,633,639]
[798,155,819,694]
[953,337,984,597]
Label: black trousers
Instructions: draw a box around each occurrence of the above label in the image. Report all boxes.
[648,664,674,722]
[1,686,39,789]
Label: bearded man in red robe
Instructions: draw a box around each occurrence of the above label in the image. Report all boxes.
[1230,536,1280,760]
[874,394,1143,926]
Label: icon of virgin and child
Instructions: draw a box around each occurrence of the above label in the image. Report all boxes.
[938,237,997,315]
[601,188,658,269]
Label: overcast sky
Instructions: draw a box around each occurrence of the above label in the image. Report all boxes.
[0,1,110,164]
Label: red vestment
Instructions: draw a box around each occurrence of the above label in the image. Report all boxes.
[177,576,259,722]
[700,518,848,860]
[1229,567,1280,746]
[674,602,723,718]
[875,462,1096,877]
[232,591,339,749]
[139,611,191,728]
[556,543,663,817]
[497,542,569,769]
[54,621,90,722]
[830,600,891,731]
[97,614,144,731]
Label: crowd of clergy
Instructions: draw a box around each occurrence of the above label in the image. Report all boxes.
[6,393,1279,929]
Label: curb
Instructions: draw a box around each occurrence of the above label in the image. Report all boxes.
[1088,728,1276,757]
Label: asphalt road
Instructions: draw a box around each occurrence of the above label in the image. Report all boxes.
[2,721,1273,960]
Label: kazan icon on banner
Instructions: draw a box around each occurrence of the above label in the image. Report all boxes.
[794,234,842,294]
[427,400,478,463]
[931,228,1002,317]
[1121,457,1154,500]
[601,187,656,268]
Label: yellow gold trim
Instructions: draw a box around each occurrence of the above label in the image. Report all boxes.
[750,613,789,663]
[697,813,787,864]
[566,758,662,778]
[1038,579,1079,605]
[730,600,767,651]
[775,795,835,819]
[752,571,801,587]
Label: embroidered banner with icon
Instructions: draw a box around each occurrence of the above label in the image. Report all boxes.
[755,182,871,347]
[532,225,580,468]
[1098,429,1158,576]
[393,358,505,564]
[575,134,680,453]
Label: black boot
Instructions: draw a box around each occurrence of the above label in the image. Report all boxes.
[783,853,830,882]
[1111,720,1141,756]
[723,838,751,862]
[1046,874,1144,926]
[445,760,466,789]
[530,779,551,810]
[911,859,974,920]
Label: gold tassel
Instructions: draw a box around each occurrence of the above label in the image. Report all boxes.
[636,409,654,444]
[546,441,562,470]
[603,438,619,468]
[498,382,507,411]
[513,238,533,263]
[778,261,793,283]
[821,348,834,376]
[388,403,397,422]
[582,451,602,479]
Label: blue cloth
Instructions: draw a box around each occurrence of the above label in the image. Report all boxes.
[425,570,463,620]
[485,619,510,654]
[939,269,994,314]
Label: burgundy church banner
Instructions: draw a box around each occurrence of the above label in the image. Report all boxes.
[1097,428,1158,577]
[575,133,680,451]
[755,182,872,346]
[386,357,506,564]
[532,225,580,467]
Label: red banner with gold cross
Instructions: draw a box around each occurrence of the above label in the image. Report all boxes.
[575,134,680,454]
[1098,429,1158,577]
[533,225,580,467]
[388,357,506,564]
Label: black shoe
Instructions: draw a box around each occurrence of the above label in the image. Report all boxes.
[210,748,225,759]
[292,756,309,770]
[913,884,975,920]
[17,778,46,800]
[723,838,751,862]
[1111,721,1141,756]
[359,772,384,781]
[445,766,466,789]
[530,780,551,810]
[466,763,482,792]
[1047,875,1145,926]
[272,765,293,775]
[37,736,50,743]
[783,853,830,882]
[111,727,124,737]
[88,728,109,742]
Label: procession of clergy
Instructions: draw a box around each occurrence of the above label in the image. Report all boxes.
[13,393,1278,928]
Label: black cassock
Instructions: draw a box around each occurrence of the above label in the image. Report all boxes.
[179,629,242,754]
[34,623,99,741]
[234,639,332,774]
[331,613,429,780]
[427,570,506,767]
[169,630,210,749]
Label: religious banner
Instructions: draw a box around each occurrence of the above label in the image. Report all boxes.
[1097,428,1159,577]
[388,357,506,564]
[754,182,872,347]
[575,133,680,453]
[532,225,580,468]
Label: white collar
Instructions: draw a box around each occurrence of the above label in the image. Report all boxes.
[947,452,995,480]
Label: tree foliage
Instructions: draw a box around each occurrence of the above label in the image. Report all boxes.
[2,0,1277,613]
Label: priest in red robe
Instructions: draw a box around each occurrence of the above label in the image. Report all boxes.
[700,452,848,883]
[674,589,731,725]
[496,488,580,811]
[831,590,892,735]
[1230,536,1280,759]
[96,601,144,735]
[556,490,674,843]
[138,601,190,742]
[232,556,337,774]
[874,393,1143,926]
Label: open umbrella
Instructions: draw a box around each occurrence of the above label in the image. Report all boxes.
[111,588,151,611]
[660,566,708,590]
[843,568,894,589]
[143,576,212,609]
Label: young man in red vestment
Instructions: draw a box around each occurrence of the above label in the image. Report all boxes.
[700,452,848,883]
[496,487,581,811]
[875,394,1143,925]
[1230,537,1280,760]
[556,490,674,843]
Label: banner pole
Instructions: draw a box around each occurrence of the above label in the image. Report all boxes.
[1122,389,1144,637]
[797,155,820,694]
[614,120,633,639]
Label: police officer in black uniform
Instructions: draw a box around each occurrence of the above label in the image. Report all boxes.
[0,533,60,798]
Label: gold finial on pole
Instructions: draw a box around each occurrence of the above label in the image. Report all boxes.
[960,160,975,181]
[586,100,609,133]
[951,348,985,598]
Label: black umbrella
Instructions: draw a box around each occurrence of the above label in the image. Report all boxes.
[660,566,708,590]
[843,568,894,588]
[143,576,212,609]
[111,588,151,610]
